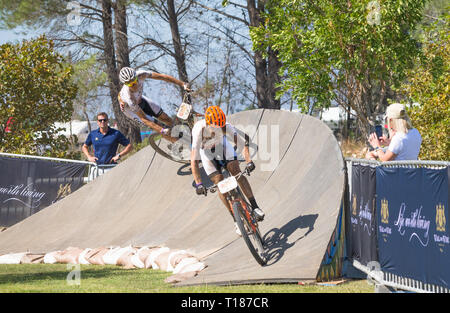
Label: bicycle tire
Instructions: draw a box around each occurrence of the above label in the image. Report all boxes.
[232,200,267,266]
[148,132,191,164]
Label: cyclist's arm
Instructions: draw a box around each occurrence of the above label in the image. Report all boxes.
[135,109,166,134]
[118,94,126,112]
[190,148,202,185]
[150,72,187,89]
[137,70,153,80]
[233,129,252,163]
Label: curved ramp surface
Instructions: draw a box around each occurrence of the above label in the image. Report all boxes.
[0,109,345,285]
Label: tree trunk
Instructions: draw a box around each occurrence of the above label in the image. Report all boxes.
[101,0,141,144]
[167,0,189,88]
[247,0,281,109]
[114,0,130,70]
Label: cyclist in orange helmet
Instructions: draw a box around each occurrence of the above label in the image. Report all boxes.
[190,106,265,236]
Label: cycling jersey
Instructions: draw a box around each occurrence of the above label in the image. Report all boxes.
[118,70,162,124]
[191,119,243,177]
[191,119,237,151]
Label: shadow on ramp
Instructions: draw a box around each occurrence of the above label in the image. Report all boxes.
[264,214,318,266]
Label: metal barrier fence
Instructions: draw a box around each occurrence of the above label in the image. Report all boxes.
[0,152,116,183]
[345,157,450,293]
[0,153,116,226]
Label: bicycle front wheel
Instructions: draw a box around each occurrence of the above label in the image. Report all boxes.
[232,200,267,266]
[148,132,191,164]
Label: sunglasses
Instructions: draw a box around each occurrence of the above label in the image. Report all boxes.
[98,119,108,122]
[125,78,138,87]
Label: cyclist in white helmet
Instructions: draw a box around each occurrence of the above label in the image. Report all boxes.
[117,67,190,138]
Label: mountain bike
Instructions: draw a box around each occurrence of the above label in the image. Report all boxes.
[207,168,267,266]
[148,91,202,164]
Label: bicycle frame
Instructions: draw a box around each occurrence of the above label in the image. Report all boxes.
[208,170,257,226]
[208,169,266,265]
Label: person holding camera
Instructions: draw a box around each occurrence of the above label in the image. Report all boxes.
[365,103,422,161]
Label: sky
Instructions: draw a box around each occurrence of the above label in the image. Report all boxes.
[0,28,35,45]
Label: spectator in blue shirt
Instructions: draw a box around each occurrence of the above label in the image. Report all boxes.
[82,112,133,165]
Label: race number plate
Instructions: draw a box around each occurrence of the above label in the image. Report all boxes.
[218,176,238,194]
[177,102,192,120]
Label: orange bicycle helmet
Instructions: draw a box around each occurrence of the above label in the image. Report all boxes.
[205,106,226,128]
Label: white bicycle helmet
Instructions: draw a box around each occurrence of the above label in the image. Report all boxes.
[119,67,137,84]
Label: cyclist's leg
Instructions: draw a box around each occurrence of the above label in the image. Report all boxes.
[200,147,234,220]
[122,107,148,126]
[225,141,264,221]
[140,96,173,127]
[158,111,173,127]
[221,138,254,200]
[227,160,254,200]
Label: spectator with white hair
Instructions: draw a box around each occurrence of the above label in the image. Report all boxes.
[365,103,422,161]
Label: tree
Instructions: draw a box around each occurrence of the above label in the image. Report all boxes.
[0,0,143,144]
[0,36,77,157]
[193,0,283,109]
[70,54,108,127]
[135,0,191,95]
[401,13,449,160]
[250,0,427,138]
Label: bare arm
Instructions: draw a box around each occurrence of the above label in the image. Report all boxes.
[191,149,202,185]
[136,109,177,143]
[150,72,187,89]
[233,132,251,163]
[376,149,396,162]
[110,143,133,163]
[82,144,97,163]
[368,133,396,161]
[136,109,165,133]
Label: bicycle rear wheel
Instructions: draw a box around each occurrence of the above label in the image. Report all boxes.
[148,132,191,164]
[232,200,266,266]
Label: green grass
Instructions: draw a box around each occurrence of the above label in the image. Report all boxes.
[0,264,374,293]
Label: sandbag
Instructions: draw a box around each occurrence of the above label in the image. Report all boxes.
[173,257,205,274]
[84,247,109,265]
[78,248,93,265]
[43,251,62,264]
[168,251,194,272]
[20,253,45,264]
[0,252,27,264]
[56,247,84,264]
[145,247,170,269]
[103,246,135,265]
[116,250,136,269]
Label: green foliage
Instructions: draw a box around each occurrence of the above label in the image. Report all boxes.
[401,13,449,160]
[0,36,78,158]
[0,0,66,29]
[71,54,107,103]
[70,54,108,121]
[250,0,427,129]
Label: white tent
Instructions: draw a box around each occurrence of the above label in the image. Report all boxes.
[54,120,98,144]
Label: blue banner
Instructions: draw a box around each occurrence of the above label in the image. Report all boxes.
[376,166,449,288]
[0,156,87,227]
[349,164,378,266]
